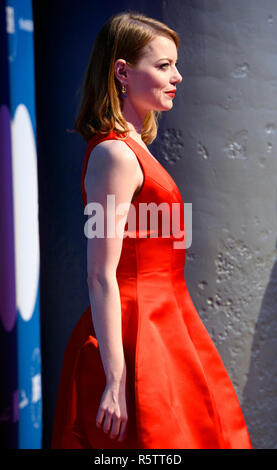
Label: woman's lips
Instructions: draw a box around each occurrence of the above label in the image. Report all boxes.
[165,92,175,97]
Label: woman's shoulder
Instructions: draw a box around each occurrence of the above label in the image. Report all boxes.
[84,137,141,192]
[88,138,139,170]
[84,139,143,201]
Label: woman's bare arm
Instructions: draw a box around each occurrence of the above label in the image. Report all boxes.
[84,139,141,441]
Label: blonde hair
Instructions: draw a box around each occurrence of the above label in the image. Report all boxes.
[73,10,180,145]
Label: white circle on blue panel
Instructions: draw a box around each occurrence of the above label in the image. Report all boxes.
[11,104,40,322]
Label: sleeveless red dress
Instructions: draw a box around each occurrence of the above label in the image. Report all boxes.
[51,130,252,449]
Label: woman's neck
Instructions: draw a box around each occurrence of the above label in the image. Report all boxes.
[117,121,144,143]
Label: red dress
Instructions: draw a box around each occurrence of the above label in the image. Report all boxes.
[51,130,252,449]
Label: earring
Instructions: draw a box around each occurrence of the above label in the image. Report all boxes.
[121,84,128,98]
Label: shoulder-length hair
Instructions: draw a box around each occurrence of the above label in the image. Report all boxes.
[73,11,180,145]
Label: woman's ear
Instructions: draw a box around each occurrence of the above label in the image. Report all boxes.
[114,59,128,84]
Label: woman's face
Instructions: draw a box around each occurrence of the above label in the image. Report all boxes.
[116,35,183,115]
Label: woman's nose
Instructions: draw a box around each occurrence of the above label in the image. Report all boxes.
[172,68,183,84]
[175,70,183,84]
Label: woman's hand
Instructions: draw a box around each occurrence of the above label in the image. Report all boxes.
[96,379,128,442]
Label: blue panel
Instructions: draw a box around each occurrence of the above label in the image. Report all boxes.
[6,0,42,449]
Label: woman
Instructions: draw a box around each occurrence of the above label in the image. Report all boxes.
[51,11,252,449]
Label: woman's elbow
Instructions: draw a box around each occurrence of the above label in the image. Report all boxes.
[87,270,116,289]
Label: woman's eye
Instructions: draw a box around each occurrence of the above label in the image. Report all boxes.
[160,62,179,69]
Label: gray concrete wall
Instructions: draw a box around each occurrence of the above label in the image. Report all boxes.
[153,0,277,449]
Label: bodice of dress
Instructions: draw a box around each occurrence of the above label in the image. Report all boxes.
[81,130,186,280]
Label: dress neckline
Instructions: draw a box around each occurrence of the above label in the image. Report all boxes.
[125,134,161,167]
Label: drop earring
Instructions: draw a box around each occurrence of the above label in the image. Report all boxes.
[121,84,128,98]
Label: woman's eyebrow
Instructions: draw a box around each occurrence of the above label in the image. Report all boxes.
[156,57,178,63]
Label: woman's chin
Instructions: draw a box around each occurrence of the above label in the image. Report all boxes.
[160,103,173,111]
[152,101,174,112]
